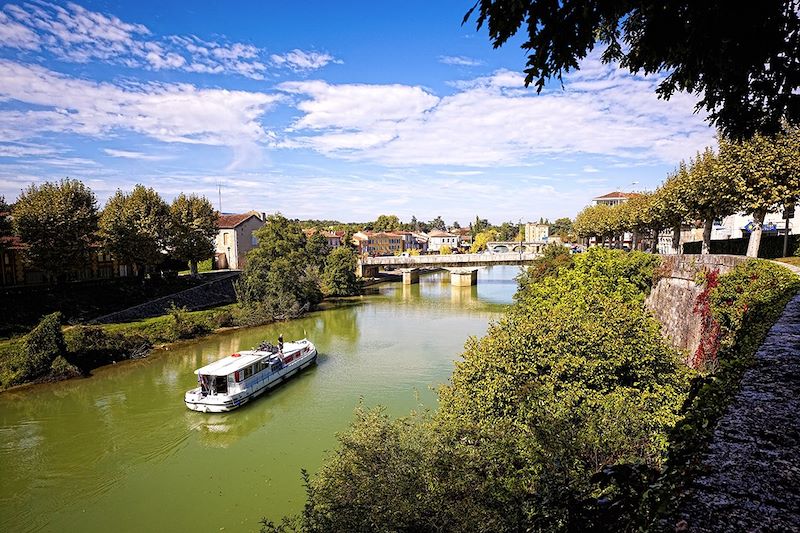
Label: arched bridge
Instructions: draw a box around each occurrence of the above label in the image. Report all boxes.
[357,252,541,278]
[486,241,547,254]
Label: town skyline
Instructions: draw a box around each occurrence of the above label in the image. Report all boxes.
[0,1,715,221]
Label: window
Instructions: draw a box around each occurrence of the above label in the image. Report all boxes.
[251,235,258,246]
[223,232,229,245]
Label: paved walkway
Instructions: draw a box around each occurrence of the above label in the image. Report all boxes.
[674,292,800,532]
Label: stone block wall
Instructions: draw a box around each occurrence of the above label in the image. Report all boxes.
[645,255,751,356]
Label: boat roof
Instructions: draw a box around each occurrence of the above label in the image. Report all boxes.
[195,351,267,376]
[194,340,312,376]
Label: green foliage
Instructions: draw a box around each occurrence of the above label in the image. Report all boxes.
[0,195,11,239]
[17,312,66,382]
[548,217,573,240]
[470,229,497,252]
[292,248,688,531]
[428,216,446,231]
[516,242,574,287]
[438,244,452,255]
[371,214,401,232]
[464,0,800,139]
[99,185,169,273]
[12,179,98,282]
[167,303,212,340]
[322,247,360,297]
[169,193,217,276]
[305,231,331,269]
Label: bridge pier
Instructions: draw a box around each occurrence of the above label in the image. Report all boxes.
[358,264,379,278]
[450,268,478,287]
[401,268,420,285]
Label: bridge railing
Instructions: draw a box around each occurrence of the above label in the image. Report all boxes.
[360,252,540,266]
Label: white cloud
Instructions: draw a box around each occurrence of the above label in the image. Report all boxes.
[280,61,715,167]
[439,55,484,67]
[436,170,484,176]
[582,165,600,173]
[0,60,281,160]
[0,2,336,79]
[103,148,171,161]
[270,49,339,71]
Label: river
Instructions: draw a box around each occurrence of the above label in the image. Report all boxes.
[0,267,519,532]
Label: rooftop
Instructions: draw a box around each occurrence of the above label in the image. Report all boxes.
[217,213,258,229]
[593,191,637,200]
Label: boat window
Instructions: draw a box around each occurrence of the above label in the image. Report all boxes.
[214,375,228,394]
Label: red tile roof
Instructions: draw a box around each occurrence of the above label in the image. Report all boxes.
[217,213,256,229]
[594,191,636,199]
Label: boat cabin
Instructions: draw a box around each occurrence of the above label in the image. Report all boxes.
[193,347,303,396]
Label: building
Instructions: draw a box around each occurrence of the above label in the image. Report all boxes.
[592,191,638,206]
[427,230,459,252]
[715,209,796,240]
[452,228,473,250]
[411,232,429,253]
[352,231,405,256]
[303,228,344,248]
[524,223,549,242]
[215,212,265,270]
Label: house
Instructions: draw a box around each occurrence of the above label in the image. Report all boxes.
[304,228,344,249]
[352,231,405,256]
[592,191,638,206]
[215,212,265,270]
[427,230,459,252]
[452,228,473,250]
[524,223,549,242]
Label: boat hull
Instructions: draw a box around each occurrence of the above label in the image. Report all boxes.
[185,349,317,413]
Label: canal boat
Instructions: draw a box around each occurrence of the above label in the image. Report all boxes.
[184,339,317,413]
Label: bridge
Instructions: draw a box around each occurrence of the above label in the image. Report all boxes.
[357,252,541,285]
[486,241,547,254]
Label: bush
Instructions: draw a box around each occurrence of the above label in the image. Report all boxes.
[64,325,152,368]
[49,355,81,379]
[19,312,66,381]
[167,304,212,340]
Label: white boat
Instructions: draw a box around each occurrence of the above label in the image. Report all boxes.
[184,339,317,413]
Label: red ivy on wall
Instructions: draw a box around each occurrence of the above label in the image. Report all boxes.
[692,269,721,370]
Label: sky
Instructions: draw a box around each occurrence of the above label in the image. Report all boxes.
[0,1,717,224]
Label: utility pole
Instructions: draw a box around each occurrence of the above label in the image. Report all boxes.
[217,182,222,213]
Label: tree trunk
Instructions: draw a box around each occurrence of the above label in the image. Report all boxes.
[672,225,681,254]
[701,218,713,255]
[746,208,767,258]
[632,230,639,251]
[190,260,198,277]
[651,227,659,253]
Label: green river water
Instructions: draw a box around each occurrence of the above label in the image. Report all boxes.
[0,267,518,532]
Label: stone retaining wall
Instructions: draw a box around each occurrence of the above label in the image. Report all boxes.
[645,255,751,355]
[92,271,240,324]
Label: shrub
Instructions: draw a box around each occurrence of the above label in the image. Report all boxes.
[19,312,66,381]
[322,247,360,297]
[167,304,212,340]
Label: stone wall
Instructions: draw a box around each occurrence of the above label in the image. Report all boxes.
[645,255,751,356]
[93,271,240,324]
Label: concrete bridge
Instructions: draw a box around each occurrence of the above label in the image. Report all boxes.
[357,252,541,285]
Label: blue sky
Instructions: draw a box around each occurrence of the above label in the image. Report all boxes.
[0,1,716,224]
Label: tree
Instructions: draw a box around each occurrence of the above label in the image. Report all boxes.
[99,185,169,277]
[471,215,489,237]
[237,213,323,318]
[470,229,497,252]
[549,217,573,241]
[13,178,98,283]
[464,0,800,139]
[652,170,689,254]
[306,231,331,269]
[428,216,446,231]
[452,220,461,229]
[439,244,452,255]
[322,247,360,296]
[372,214,401,232]
[0,196,11,239]
[168,193,217,276]
[676,148,740,254]
[719,124,800,257]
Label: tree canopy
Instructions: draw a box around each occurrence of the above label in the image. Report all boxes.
[168,193,217,276]
[99,185,169,275]
[13,178,98,282]
[465,0,800,139]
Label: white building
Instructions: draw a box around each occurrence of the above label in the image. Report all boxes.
[524,223,549,242]
[427,230,459,252]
